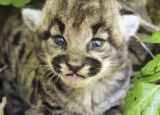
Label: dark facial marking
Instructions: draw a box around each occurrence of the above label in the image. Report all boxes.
[43,31,51,40]
[120,9,135,15]
[52,55,66,74]
[37,21,53,40]
[86,57,101,77]
[92,23,103,36]
[54,18,65,34]
[13,31,21,45]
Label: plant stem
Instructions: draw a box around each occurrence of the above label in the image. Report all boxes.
[133,35,155,59]
[0,65,8,73]
[148,49,155,59]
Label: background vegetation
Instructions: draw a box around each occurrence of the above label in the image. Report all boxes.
[124,31,160,115]
[0,0,31,7]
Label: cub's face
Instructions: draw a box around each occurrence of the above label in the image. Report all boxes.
[22,0,139,88]
[37,20,118,87]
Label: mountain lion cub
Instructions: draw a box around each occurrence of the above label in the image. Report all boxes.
[0,0,139,115]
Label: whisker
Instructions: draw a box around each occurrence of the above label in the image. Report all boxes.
[48,74,57,87]
[45,71,53,78]
[98,74,105,81]
[32,65,50,70]
[55,75,60,83]
[45,74,55,92]
[42,65,55,70]
[28,64,52,75]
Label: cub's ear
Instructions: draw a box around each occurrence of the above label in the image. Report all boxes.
[22,8,42,31]
[121,10,140,41]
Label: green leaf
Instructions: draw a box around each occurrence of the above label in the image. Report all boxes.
[132,54,160,84]
[0,0,31,7]
[141,54,160,76]
[11,0,31,7]
[0,0,11,5]
[131,72,160,83]
[124,82,160,115]
[137,31,160,43]
[137,38,160,43]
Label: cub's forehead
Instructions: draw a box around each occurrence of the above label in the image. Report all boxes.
[41,0,120,28]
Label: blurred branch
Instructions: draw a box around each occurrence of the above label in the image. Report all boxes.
[0,97,7,115]
[0,65,7,73]
[140,18,160,33]
[120,3,160,58]
[120,2,160,32]
[132,35,155,59]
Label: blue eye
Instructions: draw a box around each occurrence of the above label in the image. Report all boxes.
[91,39,103,49]
[54,36,66,45]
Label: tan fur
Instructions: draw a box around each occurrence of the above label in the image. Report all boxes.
[0,0,135,115]
[34,0,128,87]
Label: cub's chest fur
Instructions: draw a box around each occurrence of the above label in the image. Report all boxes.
[0,0,140,115]
[54,73,128,115]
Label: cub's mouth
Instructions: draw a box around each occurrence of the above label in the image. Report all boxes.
[66,74,85,79]
[51,55,101,86]
[63,74,86,86]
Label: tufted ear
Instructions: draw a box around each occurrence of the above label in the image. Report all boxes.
[121,11,140,41]
[22,8,42,31]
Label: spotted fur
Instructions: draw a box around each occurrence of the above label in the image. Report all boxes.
[0,0,139,115]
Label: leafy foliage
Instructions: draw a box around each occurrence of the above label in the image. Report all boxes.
[137,31,160,43]
[132,54,160,83]
[141,54,160,76]
[124,82,160,115]
[131,72,160,83]
[124,31,160,115]
[0,0,31,7]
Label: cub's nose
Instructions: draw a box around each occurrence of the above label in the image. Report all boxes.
[66,62,84,73]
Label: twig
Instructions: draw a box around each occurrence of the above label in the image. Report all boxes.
[140,18,160,32]
[120,2,160,32]
[133,35,155,59]
[0,65,7,73]
[120,3,159,59]
[131,71,140,76]
[119,2,160,32]
[0,97,7,115]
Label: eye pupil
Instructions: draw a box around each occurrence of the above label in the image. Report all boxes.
[92,39,102,48]
[54,36,65,45]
